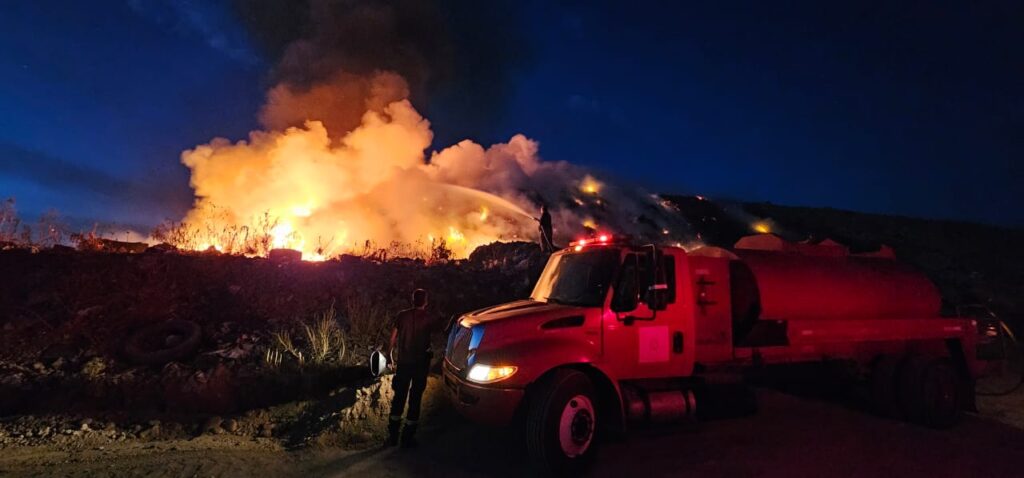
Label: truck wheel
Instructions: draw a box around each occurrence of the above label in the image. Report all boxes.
[525,369,598,475]
[919,358,962,429]
[897,355,928,423]
[869,355,903,418]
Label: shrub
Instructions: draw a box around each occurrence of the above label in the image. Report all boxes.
[267,305,348,368]
[345,294,393,348]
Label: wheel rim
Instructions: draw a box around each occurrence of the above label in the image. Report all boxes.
[558,394,595,458]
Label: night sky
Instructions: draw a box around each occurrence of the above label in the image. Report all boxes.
[1,1,1021,231]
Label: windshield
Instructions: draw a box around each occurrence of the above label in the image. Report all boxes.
[531,248,620,307]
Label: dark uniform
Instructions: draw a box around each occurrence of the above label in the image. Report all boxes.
[539,207,554,252]
[387,307,441,447]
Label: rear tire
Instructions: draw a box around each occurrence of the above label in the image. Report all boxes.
[919,358,962,428]
[897,355,963,428]
[869,355,903,418]
[525,369,598,476]
[897,355,929,423]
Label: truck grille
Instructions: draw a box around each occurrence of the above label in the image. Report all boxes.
[446,325,473,371]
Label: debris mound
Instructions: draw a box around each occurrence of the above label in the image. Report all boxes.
[468,241,548,273]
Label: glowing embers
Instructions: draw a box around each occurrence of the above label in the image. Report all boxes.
[752,221,772,234]
[580,175,602,195]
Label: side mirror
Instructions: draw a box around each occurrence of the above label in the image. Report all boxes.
[645,283,669,310]
[642,244,671,311]
[611,286,639,312]
[611,254,640,312]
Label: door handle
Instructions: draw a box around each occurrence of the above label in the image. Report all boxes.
[672,332,684,354]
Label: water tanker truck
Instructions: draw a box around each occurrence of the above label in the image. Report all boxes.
[443,234,980,474]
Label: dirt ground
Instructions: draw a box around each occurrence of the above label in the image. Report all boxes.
[3,387,1024,478]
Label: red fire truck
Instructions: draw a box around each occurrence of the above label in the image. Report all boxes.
[443,234,981,473]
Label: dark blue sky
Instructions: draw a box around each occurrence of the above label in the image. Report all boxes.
[1,1,1022,230]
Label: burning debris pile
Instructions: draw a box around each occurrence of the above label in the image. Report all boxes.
[165,71,691,261]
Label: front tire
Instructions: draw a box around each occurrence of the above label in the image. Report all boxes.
[525,369,598,475]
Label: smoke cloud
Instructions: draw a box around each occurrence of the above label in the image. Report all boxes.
[260,71,410,140]
[231,0,532,136]
[174,2,691,259]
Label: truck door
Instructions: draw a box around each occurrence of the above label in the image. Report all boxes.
[603,249,692,379]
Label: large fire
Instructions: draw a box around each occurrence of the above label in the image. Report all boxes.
[172,72,688,260]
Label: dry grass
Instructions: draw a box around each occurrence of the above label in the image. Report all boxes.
[272,330,303,366]
[0,198,71,248]
[267,305,348,368]
[428,237,453,264]
[303,304,345,365]
[152,207,283,257]
[0,198,21,244]
[263,347,284,368]
[150,201,465,262]
[345,295,392,348]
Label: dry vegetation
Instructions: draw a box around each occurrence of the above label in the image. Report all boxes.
[150,202,457,263]
[151,208,283,257]
[266,304,347,369]
[0,198,68,248]
[2,197,457,265]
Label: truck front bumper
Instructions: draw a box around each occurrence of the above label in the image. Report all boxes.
[443,362,524,426]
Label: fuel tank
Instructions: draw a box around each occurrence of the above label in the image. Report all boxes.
[732,236,941,321]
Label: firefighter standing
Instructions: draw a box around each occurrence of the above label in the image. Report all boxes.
[385,289,441,448]
[538,204,554,252]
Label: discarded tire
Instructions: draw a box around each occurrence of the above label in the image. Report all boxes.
[124,319,203,366]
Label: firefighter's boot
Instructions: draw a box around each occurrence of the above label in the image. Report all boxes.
[384,416,401,447]
[399,421,418,448]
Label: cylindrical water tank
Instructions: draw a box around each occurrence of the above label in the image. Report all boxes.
[733,248,941,321]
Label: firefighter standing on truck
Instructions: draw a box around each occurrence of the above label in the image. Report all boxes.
[538,204,555,252]
[385,288,441,448]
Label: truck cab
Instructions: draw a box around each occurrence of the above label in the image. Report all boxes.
[443,235,977,474]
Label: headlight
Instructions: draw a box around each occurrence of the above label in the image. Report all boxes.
[466,364,518,384]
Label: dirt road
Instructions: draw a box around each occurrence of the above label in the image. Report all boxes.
[5,389,1022,477]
